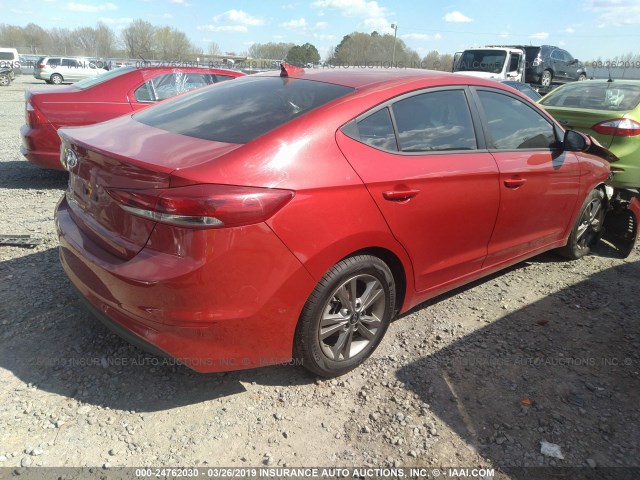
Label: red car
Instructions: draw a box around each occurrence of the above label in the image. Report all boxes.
[21,66,244,170]
[55,66,640,377]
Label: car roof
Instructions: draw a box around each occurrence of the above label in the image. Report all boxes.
[256,66,509,91]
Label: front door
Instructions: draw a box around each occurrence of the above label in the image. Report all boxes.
[473,88,581,266]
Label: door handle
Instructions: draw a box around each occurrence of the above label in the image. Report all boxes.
[383,189,420,201]
[504,177,527,188]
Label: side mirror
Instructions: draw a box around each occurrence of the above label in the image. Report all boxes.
[563,129,590,151]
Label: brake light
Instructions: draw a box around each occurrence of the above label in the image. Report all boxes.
[592,118,640,137]
[25,101,47,127]
[36,64,45,69]
[107,184,294,228]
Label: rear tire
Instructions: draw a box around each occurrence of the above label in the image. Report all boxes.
[541,70,553,87]
[294,255,396,377]
[559,189,605,260]
[50,73,63,85]
[578,73,587,81]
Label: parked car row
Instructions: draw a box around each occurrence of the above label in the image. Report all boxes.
[42,65,639,377]
[453,44,587,88]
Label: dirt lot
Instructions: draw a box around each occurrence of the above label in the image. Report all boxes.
[0,75,639,479]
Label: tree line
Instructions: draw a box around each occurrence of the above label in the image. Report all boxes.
[1,21,453,71]
[0,20,202,60]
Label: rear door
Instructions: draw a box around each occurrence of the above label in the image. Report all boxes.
[336,87,500,293]
[472,88,581,265]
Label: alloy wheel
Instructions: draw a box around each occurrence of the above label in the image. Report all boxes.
[318,273,386,361]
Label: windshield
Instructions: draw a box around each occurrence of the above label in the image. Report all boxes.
[75,66,136,89]
[134,76,355,144]
[540,82,640,111]
[455,50,507,74]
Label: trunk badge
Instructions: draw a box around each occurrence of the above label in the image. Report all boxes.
[62,147,78,171]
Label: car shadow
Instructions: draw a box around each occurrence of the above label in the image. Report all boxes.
[397,259,640,475]
[0,160,68,190]
[0,248,314,413]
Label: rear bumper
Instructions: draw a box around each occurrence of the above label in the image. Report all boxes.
[20,123,64,170]
[55,196,316,372]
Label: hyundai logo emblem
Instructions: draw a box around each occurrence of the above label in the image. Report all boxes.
[62,147,78,171]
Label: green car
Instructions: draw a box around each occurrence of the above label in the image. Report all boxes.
[539,80,640,189]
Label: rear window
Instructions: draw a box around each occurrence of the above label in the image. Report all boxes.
[134,76,354,144]
[75,66,136,89]
[0,52,15,60]
[540,82,640,111]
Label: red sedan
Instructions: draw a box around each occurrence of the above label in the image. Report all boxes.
[21,66,244,170]
[55,66,639,377]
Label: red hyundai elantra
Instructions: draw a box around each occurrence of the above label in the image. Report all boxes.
[55,66,639,377]
[21,65,243,170]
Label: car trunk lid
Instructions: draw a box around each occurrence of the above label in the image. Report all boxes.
[59,115,242,260]
[542,106,627,149]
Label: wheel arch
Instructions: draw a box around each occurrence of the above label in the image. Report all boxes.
[346,246,408,316]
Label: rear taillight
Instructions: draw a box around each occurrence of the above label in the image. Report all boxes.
[592,118,640,137]
[36,64,44,69]
[107,184,294,228]
[25,101,47,127]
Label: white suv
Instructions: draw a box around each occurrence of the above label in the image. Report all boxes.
[33,56,107,84]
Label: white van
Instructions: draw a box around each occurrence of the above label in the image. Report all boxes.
[0,47,20,70]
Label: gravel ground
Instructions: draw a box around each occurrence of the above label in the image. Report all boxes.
[1,75,639,479]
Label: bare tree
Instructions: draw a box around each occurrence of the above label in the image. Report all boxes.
[208,41,221,57]
[48,28,75,56]
[122,19,156,59]
[22,23,50,55]
[155,26,192,60]
[95,22,117,58]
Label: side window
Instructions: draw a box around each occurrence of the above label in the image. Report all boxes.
[134,73,217,103]
[151,74,179,101]
[357,108,398,151]
[61,59,77,68]
[48,58,61,67]
[477,90,556,150]
[134,81,154,102]
[508,53,521,72]
[182,73,215,91]
[215,74,236,82]
[391,90,477,152]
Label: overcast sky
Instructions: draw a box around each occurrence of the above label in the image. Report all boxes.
[5,0,640,60]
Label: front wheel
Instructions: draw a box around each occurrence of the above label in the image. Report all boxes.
[0,73,10,87]
[559,189,605,259]
[541,70,553,87]
[578,73,587,81]
[294,255,396,377]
